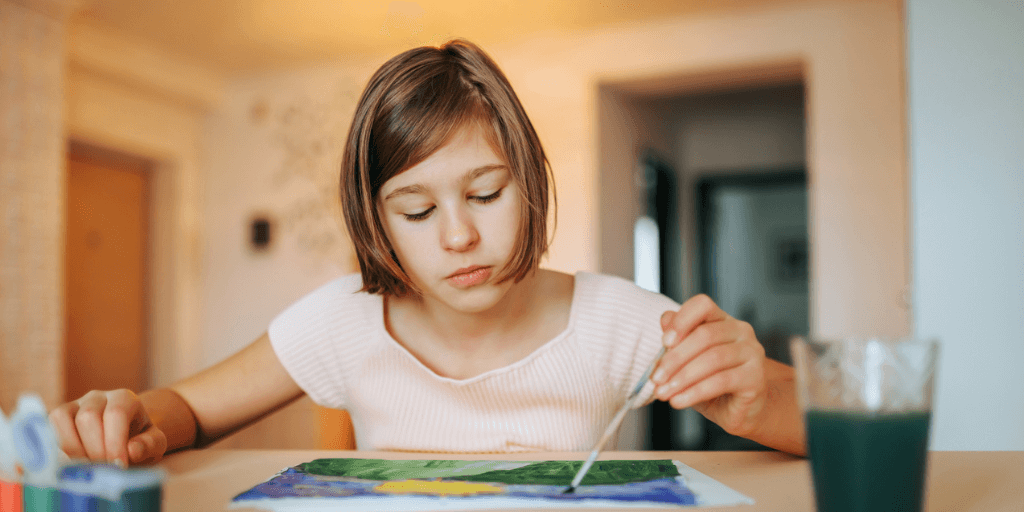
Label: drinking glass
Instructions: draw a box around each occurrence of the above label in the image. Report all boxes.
[790,336,939,512]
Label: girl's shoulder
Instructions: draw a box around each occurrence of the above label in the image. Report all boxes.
[269,273,382,340]
[571,271,680,312]
[561,270,680,342]
[313,272,367,296]
[567,272,676,397]
[286,273,374,309]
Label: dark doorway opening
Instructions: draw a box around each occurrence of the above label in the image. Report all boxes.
[599,73,807,451]
[692,170,809,450]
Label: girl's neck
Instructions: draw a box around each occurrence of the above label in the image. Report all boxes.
[385,269,574,376]
[404,271,542,353]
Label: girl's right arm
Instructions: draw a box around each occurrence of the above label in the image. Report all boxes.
[48,332,304,466]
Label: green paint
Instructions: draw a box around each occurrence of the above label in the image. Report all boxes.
[454,460,680,486]
[23,485,58,512]
[300,459,679,486]
[109,486,162,512]
[300,459,531,481]
[806,410,931,512]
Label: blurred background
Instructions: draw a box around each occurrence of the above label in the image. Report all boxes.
[1,0,1021,452]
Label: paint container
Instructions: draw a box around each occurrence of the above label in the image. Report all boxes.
[11,395,60,511]
[0,408,23,512]
[0,407,19,512]
[59,463,164,512]
[0,480,24,512]
[21,485,56,512]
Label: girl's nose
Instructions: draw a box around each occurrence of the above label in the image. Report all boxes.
[442,210,479,252]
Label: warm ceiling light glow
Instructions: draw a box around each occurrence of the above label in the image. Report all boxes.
[70,0,821,75]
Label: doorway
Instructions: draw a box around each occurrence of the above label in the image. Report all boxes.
[696,171,808,366]
[693,171,808,450]
[64,143,152,401]
[599,77,807,450]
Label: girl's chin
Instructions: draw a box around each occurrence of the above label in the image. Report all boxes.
[431,285,510,313]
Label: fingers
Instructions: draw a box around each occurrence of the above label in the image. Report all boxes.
[74,391,110,461]
[103,389,147,467]
[48,389,153,466]
[659,310,673,331]
[653,341,757,401]
[49,402,86,459]
[653,320,748,384]
[668,361,767,436]
[660,294,729,347]
[653,294,770,436]
[127,426,168,465]
[667,361,760,411]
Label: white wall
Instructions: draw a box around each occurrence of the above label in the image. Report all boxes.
[907,0,1024,450]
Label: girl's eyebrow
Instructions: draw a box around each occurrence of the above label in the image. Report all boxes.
[383,164,508,201]
[383,183,426,201]
[461,164,508,185]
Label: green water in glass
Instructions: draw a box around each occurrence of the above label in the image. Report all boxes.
[806,410,931,512]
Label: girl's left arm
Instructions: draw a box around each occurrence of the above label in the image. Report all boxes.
[651,294,807,456]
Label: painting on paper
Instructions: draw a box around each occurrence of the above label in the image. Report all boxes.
[230,458,753,510]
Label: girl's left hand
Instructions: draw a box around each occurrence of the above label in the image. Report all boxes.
[651,294,768,439]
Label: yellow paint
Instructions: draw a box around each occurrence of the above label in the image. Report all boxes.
[374,479,504,496]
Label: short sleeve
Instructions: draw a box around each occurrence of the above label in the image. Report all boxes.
[626,289,679,409]
[571,273,679,409]
[267,274,373,409]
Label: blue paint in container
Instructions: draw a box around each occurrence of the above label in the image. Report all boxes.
[59,463,164,512]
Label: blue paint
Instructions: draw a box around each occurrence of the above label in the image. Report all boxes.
[59,464,164,512]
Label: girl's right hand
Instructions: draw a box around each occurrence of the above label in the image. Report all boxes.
[48,389,168,466]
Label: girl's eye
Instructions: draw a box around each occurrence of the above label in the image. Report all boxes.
[403,207,434,221]
[471,188,503,204]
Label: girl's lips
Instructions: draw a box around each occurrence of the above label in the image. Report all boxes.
[448,266,491,288]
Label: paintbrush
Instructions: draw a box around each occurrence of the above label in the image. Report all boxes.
[564,345,667,494]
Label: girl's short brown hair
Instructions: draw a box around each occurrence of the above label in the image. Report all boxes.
[341,39,554,296]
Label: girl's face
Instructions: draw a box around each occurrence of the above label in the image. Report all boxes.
[378,123,522,314]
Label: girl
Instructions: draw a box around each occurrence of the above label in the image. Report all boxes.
[50,40,806,465]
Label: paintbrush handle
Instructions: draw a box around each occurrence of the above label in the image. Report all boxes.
[569,397,632,489]
[628,346,666,398]
[568,346,667,490]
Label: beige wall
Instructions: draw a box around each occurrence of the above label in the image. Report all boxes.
[0,0,71,411]
[63,20,325,449]
[64,22,221,389]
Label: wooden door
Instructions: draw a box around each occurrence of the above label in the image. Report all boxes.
[65,150,150,401]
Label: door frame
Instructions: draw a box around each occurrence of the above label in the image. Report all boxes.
[64,137,187,391]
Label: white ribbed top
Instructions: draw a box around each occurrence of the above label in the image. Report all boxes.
[268,272,678,453]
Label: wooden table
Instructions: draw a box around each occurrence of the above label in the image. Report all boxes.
[159,450,1024,511]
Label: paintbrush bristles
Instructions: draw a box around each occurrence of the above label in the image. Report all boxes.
[566,449,600,492]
